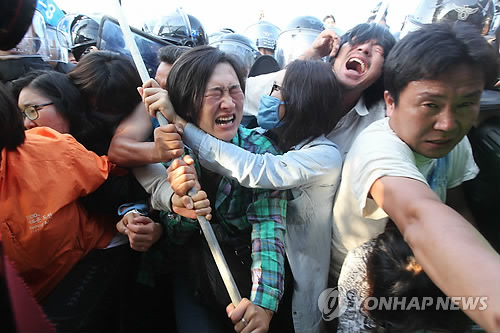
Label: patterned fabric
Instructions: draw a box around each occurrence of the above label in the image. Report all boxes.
[337,241,377,333]
[162,126,288,312]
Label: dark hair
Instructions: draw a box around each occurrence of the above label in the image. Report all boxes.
[167,45,246,124]
[68,50,142,117]
[337,23,396,108]
[18,71,96,144]
[384,22,499,105]
[0,82,25,150]
[157,45,190,65]
[270,59,343,151]
[366,220,470,332]
[9,69,47,101]
[323,14,335,23]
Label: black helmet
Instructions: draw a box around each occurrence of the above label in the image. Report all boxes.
[148,12,208,47]
[286,15,325,31]
[57,14,100,61]
[71,15,99,59]
[401,0,495,38]
[244,21,281,51]
[71,16,99,48]
[209,33,261,74]
[0,0,37,51]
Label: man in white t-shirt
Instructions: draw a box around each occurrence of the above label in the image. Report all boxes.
[330,23,500,332]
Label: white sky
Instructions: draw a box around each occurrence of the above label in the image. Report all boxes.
[54,0,420,36]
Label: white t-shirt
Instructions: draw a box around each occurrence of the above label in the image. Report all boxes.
[326,98,386,159]
[330,117,479,280]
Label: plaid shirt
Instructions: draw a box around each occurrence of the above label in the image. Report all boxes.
[164,126,288,312]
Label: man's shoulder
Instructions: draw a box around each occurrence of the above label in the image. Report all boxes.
[344,118,416,172]
[349,117,393,147]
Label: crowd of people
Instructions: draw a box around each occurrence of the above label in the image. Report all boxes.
[1,0,500,332]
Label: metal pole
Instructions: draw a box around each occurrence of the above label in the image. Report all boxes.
[112,0,242,307]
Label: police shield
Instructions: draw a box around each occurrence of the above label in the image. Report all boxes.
[97,16,172,78]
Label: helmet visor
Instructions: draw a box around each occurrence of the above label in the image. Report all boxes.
[275,29,321,68]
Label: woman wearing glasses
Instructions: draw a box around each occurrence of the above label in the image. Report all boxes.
[15,70,95,143]
[0,80,124,331]
[12,70,149,331]
[13,69,149,210]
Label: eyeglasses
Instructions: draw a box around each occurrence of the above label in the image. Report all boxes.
[21,102,54,121]
[269,82,281,96]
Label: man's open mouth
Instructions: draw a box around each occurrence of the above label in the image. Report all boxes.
[346,58,367,74]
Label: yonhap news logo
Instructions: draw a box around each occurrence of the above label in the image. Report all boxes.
[318,286,488,321]
[318,287,348,321]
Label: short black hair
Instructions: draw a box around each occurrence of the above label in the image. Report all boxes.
[271,59,343,151]
[384,22,498,105]
[9,69,48,101]
[68,50,142,117]
[0,82,25,151]
[167,45,246,125]
[366,220,471,332]
[157,45,190,65]
[337,23,396,108]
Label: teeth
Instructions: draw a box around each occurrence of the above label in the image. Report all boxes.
[215,115,235,125]
[349,58,366,72]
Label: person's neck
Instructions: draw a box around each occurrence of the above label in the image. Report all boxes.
[341,88,363,114]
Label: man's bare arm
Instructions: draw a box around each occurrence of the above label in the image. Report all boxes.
[108,103,183,167]
[108,103,157,167]
[370,176,500,332]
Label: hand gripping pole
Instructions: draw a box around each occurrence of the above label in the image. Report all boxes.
[113,0,242,306]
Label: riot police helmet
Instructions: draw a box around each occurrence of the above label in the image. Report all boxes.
[208,28,235,44]
[286,15,325,31]
[275,15,324,68]
[400,0,495,38]
[71,15,100,60]
[57,14,100,61]
[244,21,281,51]
[208,33,261,75]
[7,10,50,58]
[149,12,208,47]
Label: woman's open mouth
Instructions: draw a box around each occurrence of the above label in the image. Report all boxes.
[215,114,236,127]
